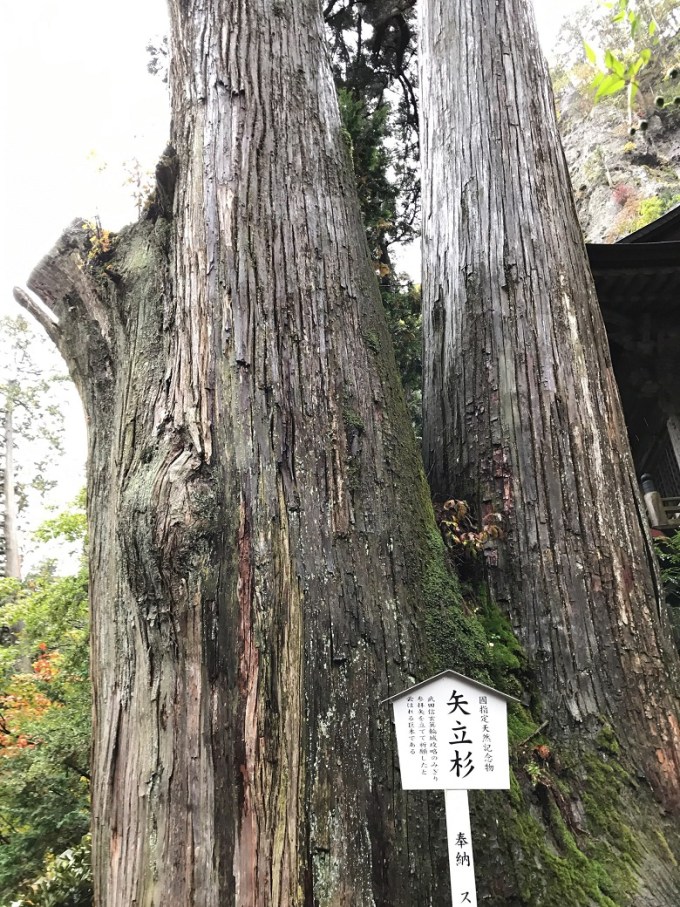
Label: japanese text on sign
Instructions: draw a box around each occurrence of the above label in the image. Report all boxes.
[390,672,511,790]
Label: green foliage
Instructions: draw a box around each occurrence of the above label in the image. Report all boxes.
[589,43,651,105]
[630,191,680,229]
[379,278,422,433]
[610,190,680,238]
[585,0,655,119]
[338,89,398,264]
[326,0,419,245]
[5,835,92,907]
[578,0,680,125]
[655,530,680,605]
[33,491,87,546]
[0,500,90,902]
[337,85,417,277]
[337,87,423,422]
[308,10,424,413]
[0,317,67,513]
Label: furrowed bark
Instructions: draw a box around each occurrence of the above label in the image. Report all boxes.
[420,0,680,813]
[16,1,466,903]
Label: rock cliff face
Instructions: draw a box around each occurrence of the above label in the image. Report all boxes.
[552,10,680,243]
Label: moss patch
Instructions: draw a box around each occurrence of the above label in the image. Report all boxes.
[418,527,488,678]
[361,329,381,354]
[472,746,642,906]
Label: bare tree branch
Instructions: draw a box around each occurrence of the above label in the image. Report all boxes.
[12,286,61,347]
[14,221,119,407]
[25,220,116,353]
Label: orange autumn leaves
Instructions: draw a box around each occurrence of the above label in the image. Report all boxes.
[0,644,62,755]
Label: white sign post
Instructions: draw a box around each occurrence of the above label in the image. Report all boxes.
[384,670,519,905]
[445,790,476,906]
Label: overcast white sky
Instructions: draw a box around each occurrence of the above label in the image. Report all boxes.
[0,0,583,565]
[0,0,582,317]
[0,0,169,566]
[0,0,169,317]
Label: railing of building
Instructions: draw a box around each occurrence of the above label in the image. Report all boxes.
[662,496,680,529]
[642,474,680,532]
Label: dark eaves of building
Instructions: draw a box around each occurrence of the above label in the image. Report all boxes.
[588,205,680,531]
[588,208,680,641]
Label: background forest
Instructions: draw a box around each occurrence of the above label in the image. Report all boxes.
[2,0,680,904]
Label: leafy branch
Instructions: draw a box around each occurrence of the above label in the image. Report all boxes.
[583,0,659,127]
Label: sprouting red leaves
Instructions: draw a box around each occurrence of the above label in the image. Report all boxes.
[434,498,504,561]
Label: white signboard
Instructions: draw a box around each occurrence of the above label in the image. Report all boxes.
[384,670,519,907]
[389,670,512,790]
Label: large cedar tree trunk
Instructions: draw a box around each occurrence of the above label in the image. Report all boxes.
[420,0,680,814]
[14,0,464,903]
